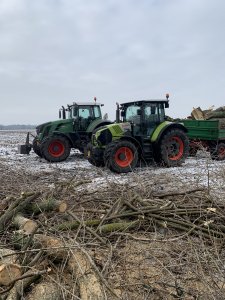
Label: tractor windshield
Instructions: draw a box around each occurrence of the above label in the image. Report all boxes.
[124,104,141,124]
[72,105,101,119]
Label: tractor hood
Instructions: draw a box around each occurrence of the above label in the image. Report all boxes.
[36,119,73,138]
[93,122,131,146]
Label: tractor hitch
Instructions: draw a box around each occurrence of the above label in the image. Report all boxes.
[18,132,32,155]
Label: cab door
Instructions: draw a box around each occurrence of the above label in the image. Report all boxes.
[78,106,93,131]
[143,103,160,137]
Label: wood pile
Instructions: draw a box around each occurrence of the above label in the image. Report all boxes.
[191,106,225,120]
[0,168,225,299]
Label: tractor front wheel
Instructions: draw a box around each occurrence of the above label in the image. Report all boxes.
[159,129,189,167]
[86,143,105,167]
[41,136,71,162]
[104,140,138,173]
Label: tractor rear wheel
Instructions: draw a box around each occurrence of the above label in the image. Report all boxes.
[210,142,225,160]
[159,129,189,167]
[33,137,42,158]
[104,140,138,173]
[41,136,71,162]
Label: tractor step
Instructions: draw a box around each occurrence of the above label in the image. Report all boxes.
[141,139,153,160]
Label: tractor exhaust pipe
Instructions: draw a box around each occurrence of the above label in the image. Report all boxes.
[116,102,120,123]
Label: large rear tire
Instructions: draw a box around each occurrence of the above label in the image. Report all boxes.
[33,137,43,158]
[159,129,189,167]
[104,140,138,173]
[41,136,71,162]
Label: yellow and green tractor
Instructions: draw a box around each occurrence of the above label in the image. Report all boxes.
[87,95,189,173]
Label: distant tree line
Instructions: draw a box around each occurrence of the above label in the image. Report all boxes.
[0,124,36,130]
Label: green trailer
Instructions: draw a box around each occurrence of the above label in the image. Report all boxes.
[182,119,225,160]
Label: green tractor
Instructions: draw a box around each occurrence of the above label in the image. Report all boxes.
[19,101,111,162]
[87,95,189,173]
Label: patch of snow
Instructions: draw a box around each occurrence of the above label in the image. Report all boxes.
[1,130,225,194]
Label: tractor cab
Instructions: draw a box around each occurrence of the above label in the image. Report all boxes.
[72,102,103,131]
[118,97,169,137]
[59,102,103,131]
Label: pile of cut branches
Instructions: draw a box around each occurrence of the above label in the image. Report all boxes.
[0,169,225,299]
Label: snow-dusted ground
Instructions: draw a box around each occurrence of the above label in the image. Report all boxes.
[1,130,225,194]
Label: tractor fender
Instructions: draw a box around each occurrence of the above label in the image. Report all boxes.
[151,122,188,144]
[86,119,112,133]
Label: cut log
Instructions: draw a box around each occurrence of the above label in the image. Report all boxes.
[99,221,138,234]
[191,107,204,120]
[13,214,38,234]
[26,281,60,300]
[0,193,40,232]
[26,199,67,215]
[0,263,21,286]
[68,250,104,300]
[33,234,67,260]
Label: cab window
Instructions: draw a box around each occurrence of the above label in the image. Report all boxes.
[93,106,101,118]
[125,105,141,124]
[79,107,91,119]
[158,104,165,122]
[144,104,159,123]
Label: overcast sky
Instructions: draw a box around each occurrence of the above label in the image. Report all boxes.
[0,0,225,124]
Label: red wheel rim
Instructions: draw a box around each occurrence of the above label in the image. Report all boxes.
[167,136,184,161]
[114,147,134,167]
[48,141,65,157]
[218,145,225,159]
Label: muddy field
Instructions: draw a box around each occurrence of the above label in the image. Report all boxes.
[1,130,225,299]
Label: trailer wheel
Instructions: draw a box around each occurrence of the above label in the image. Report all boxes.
[210,142,225,160]
[159,129,189,167]
[41,136,71,162]
[104,140,138,173]
[33,137,43,158]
